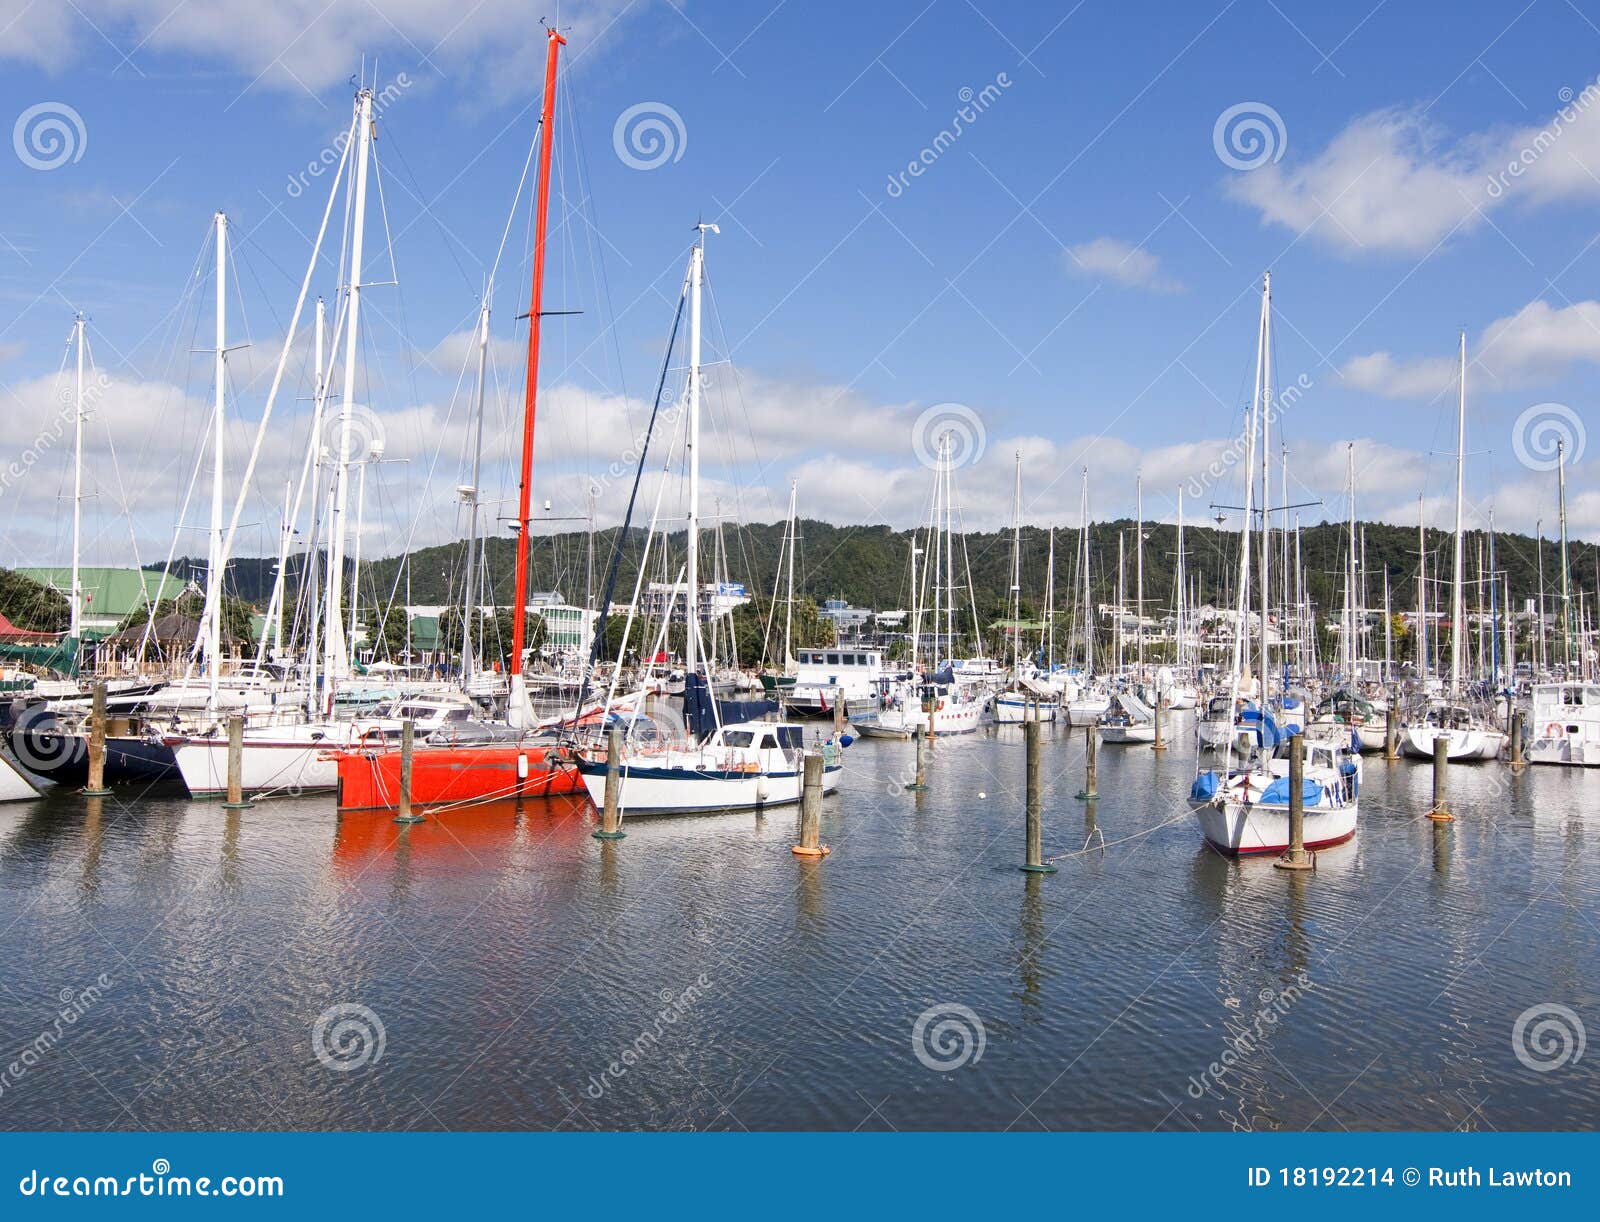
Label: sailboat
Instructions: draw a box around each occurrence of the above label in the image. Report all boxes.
[1401,334,1508,762]
[1188,273,1359,855]
[333,29,586,809]
[994,454,1058,723]
[575,227,844,815]
[1056,469,1112,723]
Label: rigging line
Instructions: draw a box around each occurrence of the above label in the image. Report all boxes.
[379,126,477,298]
[568,274,690,738]
[79,329,149,596]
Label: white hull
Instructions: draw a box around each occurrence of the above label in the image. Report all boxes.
[171,733,341,795]
[0,752,41,801]
[1065,699,1110,725]
[1526,737,1600,766]
[581,761,841,814]
[1099,723,1154,744]
[1401,726,1506,761]
[1191,800,1358,856]
[993,695,1058,723]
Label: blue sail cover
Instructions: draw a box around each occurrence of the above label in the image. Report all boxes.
[1238,705,1285,748]
[1189,772,1220,802]
[682,674,779,739]
[1259,777,1323,806]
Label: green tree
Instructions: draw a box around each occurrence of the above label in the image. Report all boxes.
[0,568,68,633]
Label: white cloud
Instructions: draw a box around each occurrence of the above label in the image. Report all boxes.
[0,1,643,101]
[1064,237,1181,292]
[1341,298,1600,397]
[1228,86,1600,254]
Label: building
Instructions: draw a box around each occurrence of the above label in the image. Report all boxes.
[16,566,185,637]
[639,581,751,624]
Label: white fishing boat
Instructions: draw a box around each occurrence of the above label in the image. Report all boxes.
[0,752,41,802]
[1526,681,1600,766]
[577,720,838,814]
[784,646,887,717]
[1098,691,1155,744]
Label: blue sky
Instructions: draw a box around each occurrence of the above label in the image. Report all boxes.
[2,0,1598,574]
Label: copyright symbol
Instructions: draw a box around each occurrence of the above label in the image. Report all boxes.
[1402,1167,1420,1186]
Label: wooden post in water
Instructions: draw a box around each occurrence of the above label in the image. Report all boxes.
[907,723,927,791]
[1152,698,1166,752]
[1075,724,1098,800]
[1509,711,1525,772]
[83,680,111,796]
[1021,717,1057,873]
[221,713,251,809]
[792,752,829,857]
[1275,732,1312,871]
[1427,734,1453,822]
[594,724,626,839]
[832,686,846,735]
[394,719,423,823]
[1384,697,1398,762]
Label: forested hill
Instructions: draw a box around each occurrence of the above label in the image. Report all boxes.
[167,518,1597,622]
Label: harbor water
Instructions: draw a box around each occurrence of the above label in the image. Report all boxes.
[1,714,1595,1131]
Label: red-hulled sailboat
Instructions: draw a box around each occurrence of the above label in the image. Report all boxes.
[333,25,583,811]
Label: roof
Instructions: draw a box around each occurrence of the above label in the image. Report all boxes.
[15,567,184,619]
[0,612,60,643]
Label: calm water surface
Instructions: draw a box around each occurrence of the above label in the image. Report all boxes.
[1,716,1596,1131]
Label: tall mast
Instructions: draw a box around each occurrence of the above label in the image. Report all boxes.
[1115,530,1125,673]
[1417,496,1428,681]
[785,480,796,666]
[305,296,326,713]
[1450,330,1466,698]
[461,297,490,681]
[683,224,715,682]
[1558,437,1572,672]
[507,28,567,725]
[1010,451,1021,674]
[1257,271,1272,699]
[1135,473,1144,670]
[69,314,85,661]
[1043,527,1055,669]
[323,87,374,703]
[1175,486,1186,672]
[206,211,228,705]
[1344,443,1356,679]
[1080,469,1091,673]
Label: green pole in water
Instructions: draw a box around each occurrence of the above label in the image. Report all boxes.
[1021,717,1057,874]
[394,720,424,823]
[1274,732,1312,871]
[82,679,111,797]
[594,724,626,839]
[1075,724,1098,800]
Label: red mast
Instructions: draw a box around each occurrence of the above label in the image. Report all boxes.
[511,25,566,683]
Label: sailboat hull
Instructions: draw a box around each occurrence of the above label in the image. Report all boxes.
[577,758,840,815]
[1191,801,1358,856]
[334,742,582,810]
[993,694,1057,723]
[1400,726,1506,761]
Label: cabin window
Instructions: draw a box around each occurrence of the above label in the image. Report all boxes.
[723,730,755,747]
[827,652,840,665]
[758,734,779,750]
[777,726,804,750]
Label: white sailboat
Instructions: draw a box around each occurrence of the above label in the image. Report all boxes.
[1188,273,1359,855]
[577,227,846,815]
[1402,333,1508,762]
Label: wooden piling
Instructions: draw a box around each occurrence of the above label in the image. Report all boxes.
[594,724,626,839]
[907,723,927,791]
[1075,724,1098,800]
[394,719,423,823]
[832,686,846,734]
[792,752,829,857]
[1275,732,1313,871]
[1021,717,1057,873]
[1384,698,1398,762]
[83,679,111,796]
[221,713,251,810]
[1426,734,1454,822]
[1509,710,1524,772]
[1152,698,1167,752]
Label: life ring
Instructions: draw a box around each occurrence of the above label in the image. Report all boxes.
[1545,722,1565,739]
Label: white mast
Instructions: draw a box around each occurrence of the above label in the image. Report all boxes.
[1417,496,1428,681]
[323,86,374,702]
[785,479,797,667]
[304,296,326,713]
[461,297,490,681]
[205,211,228,706]
[1010,451,1022,675]
[1257,271,1273,699]
[1043,527,1055,670]
[1135,473,1144,671]
[69,313,85,656]
[1344,443,1356,680]
[1175,486,1186,673]
[1079,469,1092,674]
[685,223,716,683]
[1451,330,1466,699]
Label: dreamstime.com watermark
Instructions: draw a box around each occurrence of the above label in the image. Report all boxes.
[1511,1002,1586,1073]
[285,74,412,198]
[0,369,112,504]
[884,73,1013,199]
[1213,102,1287,171]
[910,402,986,471]
[1185,973,1314,1099]
[1184,372,1313,501]
[1511,402,1586,473]
[13,102,87,170]
[311,1002,386,1072]
[613,102,687,170]
[912,1002,987,1071]
[0,974,113,1101]
[580,974,712,1100]
[1486,79,1600,199]
[18,1160,283,1199]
